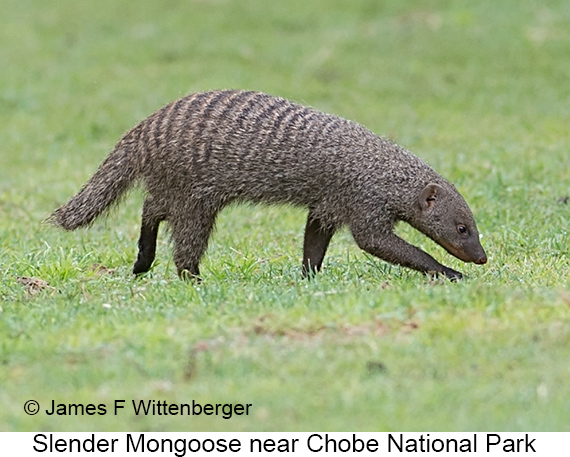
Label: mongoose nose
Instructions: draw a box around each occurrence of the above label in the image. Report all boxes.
[475,256,487,265]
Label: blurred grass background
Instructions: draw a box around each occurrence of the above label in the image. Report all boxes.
[1,0,569,431]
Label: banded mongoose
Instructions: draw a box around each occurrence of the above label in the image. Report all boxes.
[50,90,487,280]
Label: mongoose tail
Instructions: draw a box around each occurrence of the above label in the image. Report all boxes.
[48,137,139,230]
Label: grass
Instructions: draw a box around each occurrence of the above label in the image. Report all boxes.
[1,0,570,431]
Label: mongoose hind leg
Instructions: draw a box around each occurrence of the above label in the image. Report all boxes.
[351,225,463,281]
[133,198,166,275]
[302,213,336,277]
[171,202,219,281]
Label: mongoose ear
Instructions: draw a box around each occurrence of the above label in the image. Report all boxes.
[419,183,443,211]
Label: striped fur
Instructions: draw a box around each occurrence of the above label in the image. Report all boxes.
[50,90,486,280]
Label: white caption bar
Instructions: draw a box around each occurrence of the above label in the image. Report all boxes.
[0,432,567,456]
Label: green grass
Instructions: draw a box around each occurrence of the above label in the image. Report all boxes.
[1,0,570,431]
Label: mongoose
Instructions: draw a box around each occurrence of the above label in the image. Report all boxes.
[50,90,487,280]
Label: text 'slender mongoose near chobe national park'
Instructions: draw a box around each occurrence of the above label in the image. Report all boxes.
[50,90,487,280]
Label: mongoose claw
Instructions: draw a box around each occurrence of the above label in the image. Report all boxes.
[443,268,463,281]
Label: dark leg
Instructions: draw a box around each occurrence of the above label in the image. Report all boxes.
[133,198,165,275]
[302,213,336,277]
[350,224,463,281]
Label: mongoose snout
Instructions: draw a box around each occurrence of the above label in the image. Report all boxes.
[50,90,487,281]
[438,238,487,265]
[475,255,488,265]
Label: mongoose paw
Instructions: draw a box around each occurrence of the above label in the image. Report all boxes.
[443,268,463,281]
[301,266,319,280]
[179,269,202,283]
[133,261,151,275]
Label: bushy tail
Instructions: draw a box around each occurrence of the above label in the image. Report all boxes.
[48,143,139,230]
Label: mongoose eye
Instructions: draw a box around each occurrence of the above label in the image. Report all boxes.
[457,224,468,235]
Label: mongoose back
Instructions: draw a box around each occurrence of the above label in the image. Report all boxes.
[50,90,487,280]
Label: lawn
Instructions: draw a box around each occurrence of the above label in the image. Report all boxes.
[1,0,569,431]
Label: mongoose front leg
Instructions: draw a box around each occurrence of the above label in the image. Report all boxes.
[352,230,463,280]
[302,214,336,277]
[133,198,165,275]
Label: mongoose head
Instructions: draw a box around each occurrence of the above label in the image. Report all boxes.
[411,183,487,265]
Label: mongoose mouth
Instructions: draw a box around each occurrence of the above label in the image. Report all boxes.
[439,240,487,265]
